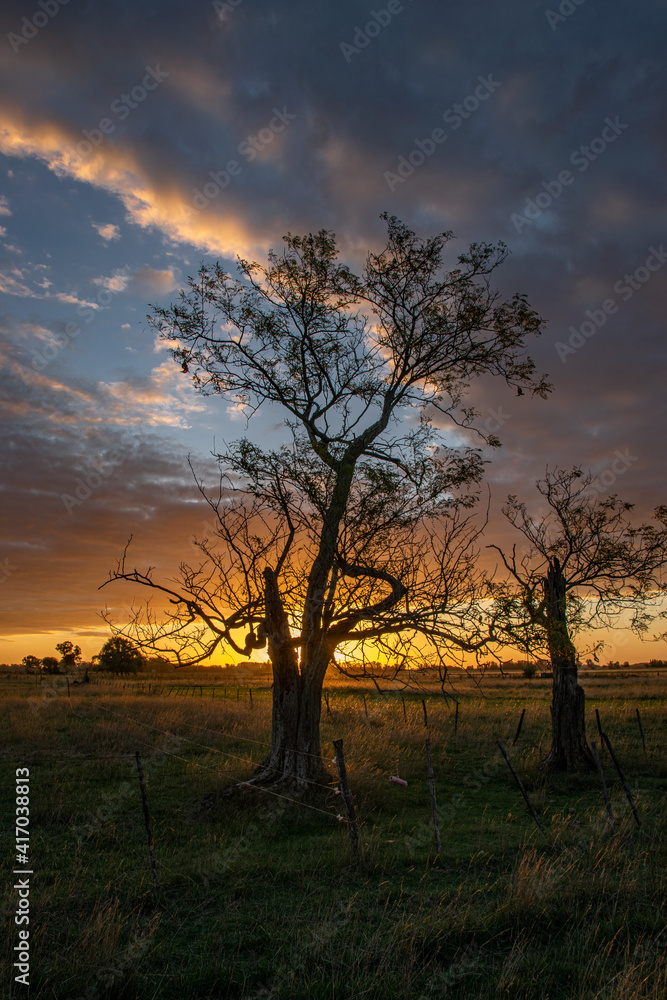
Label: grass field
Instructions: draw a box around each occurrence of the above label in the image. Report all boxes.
[1,671,666,999]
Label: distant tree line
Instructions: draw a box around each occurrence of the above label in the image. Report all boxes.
[18,638,171,676]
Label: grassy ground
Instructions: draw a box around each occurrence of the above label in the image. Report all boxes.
[1,673,666,999]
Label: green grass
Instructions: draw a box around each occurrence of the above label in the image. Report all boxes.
[1,673,666,998]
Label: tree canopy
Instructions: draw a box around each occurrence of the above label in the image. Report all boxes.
[488,466,667,658]
[103,215,551,784]
[96,636,144,675]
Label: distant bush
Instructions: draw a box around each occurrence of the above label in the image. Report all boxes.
[144,655,174,673]
[522,662,537,679]
[96,637,143,675]
[41,656,60,674]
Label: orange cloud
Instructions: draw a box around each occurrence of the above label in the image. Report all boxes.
[0,109,267,260]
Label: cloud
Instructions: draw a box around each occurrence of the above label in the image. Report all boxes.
[53,292,100,309]
[0,195,11,216]
[93,222,121,241]
[92,266,179,296]
[0,269,38,298]
[99,361,207,428]
[128,266,179,294]
[93,271,131,293]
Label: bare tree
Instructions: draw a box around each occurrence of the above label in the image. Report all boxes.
[102,215,550,787]
[488,467,667,770]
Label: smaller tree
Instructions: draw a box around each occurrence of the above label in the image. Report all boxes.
[488,467,667,771]
[21,654,41,673]
[41,656,60,674]
[55,641,82,671]
[97,636,143,675]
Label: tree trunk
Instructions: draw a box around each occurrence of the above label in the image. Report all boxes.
[250,652,329,788]
[542,558,594,771]
[241,568,330,789]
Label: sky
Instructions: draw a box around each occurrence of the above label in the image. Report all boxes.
[0,0,665,665]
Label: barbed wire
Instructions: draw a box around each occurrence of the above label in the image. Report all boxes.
[69,707,346,820]
[90,702,341,792]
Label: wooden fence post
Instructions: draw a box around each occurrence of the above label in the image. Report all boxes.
[425,737,442,855]
[601,732,641,827]
[591,741,615,833]
[249,687,253,708]
[497,741,546,834]
[635,708,646,756]
[333,738,362,862]
[135,752,158,882]
[324,691,331,715]
[363,694,368,719]
[512,708,526,746]
[422,699,429,728]
[595,708,604,751]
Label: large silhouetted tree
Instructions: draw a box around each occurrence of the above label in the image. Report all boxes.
[102,215,550,787]
[488,467,667,770]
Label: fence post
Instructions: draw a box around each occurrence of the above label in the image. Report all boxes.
[497,741,546,834]
[333,738,362,862]
[425,737,442,855]
[591,741,615,833]
[595,708,604,752]
[635,708,646,756]
[135,752,158,882]
[422,699,428,728]
[249,687,253,708]
[324,691,331,715]
[512,708,526,746]
[402,695,407,722]
[601,732,641,827]
[363,694,368,719]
